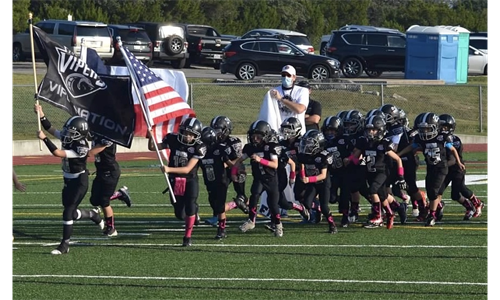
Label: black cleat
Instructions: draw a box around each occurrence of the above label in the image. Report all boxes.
[299,204,311,222]
[118,186,132,207]
[182,236,192,247]
[329,223,338,234]
[51,241,69,255]
[215,228,227,240]
[264,222,276,233]
[341,214,349,228]
[103,226,118,237]
[91,208,105,230]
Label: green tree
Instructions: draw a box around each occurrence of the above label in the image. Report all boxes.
[12,0,31,34]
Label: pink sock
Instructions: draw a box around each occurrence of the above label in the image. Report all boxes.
[109,191,120,200]
[292,203,303,211]
[227,201,237,211]
[184,215,196,238]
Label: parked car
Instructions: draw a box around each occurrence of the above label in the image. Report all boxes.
[107,24,153,66]
[174,23,232,69]
[13,19,114,62]
[468,45,487,75]
[240,29,315,54]
[126,22,189,69]
[469,36,487,53]
[220,37,340,80]
[325,25,406,78]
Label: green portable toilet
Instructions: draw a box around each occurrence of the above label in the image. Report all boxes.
[437,25,470,83]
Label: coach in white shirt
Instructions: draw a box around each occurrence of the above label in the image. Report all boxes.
[268,65,309,136]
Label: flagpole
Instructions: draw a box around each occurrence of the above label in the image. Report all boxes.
[117,38,177,203]
[28,13,43,151]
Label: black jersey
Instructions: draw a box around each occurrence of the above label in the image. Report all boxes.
[200,144,230,186]
[162,133,207,178]
[446,135,464,171]
[92,136,119,172]
[242,142,281,179]
[325,135,353,170]
[413,133,453,168]
[356,136,395,173]
[220,136,243,161]
[61,139,89,177]
[398,127,418,162]
[297,150,333,180]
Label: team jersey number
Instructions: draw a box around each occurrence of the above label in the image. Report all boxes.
[330,151,343,169]
[424,147,441,165]
[173,155,189,167]
[205,165,216,181]
[364,150,377,172]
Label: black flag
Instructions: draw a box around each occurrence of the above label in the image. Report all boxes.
[32,26,136,148]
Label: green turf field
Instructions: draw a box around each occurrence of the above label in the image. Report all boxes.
[12,153,487,300]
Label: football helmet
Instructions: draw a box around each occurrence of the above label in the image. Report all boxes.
[61,116,89,144]
[321,116,343,140]
[269,129,280,143]
[298,129,325,155]
[414,112,440,141]
[247,120,272,146]
[210,115,233,142]
[380,104,400,126]
[438,114,456,134]
[335,110,348,120]
[364,115,387,141]
[200,126,217,147]
[365,109,385,120]
[178,117,203,145]
[343,110,364,135]
[280,116,302,140]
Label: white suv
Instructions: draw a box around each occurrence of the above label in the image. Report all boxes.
[13,19,114,62]
[240,29,314,54]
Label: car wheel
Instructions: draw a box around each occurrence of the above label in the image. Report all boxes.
[320,42,327,56]
[309,65,330,80]
[171,58,186,69]
[163,35,184,56]
[484,64,487,75]
[365,70,383,78]
[341,57,363,78]
[236,63,256,80]
[213,63,220,70]
[13,43,24,62]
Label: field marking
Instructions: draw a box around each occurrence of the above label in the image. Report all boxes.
[12,274,487,286]
[14,241,487,249]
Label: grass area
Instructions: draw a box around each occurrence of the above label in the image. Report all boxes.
[12,73,488,140]
[12,152,488,299]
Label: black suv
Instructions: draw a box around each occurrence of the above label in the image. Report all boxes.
[107,24,153,66]
[325,25,406,78]
[220,37,340,80]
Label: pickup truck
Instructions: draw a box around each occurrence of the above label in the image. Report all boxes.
[175,23,232,69]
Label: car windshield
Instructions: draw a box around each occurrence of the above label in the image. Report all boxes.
[287,36,311,45]
[116,29,150,42]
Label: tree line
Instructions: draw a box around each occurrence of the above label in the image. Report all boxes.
[13,0,487,46]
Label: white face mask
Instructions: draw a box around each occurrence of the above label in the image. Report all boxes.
[281,76,293,88]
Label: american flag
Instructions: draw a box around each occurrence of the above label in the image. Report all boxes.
[121,47,195,150]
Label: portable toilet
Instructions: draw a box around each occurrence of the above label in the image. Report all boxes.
[437,25,470,83]
[405,25,459,83]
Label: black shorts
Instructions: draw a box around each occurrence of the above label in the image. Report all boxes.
[62,171,89,208]
[90,169,120,207]
[426,165,448,201]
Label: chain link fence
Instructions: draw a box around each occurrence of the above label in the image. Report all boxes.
[13,82,487,140]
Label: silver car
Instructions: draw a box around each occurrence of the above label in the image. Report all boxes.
[468,45,487,75]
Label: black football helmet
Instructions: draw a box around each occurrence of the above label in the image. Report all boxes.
[247,120,272,146]
[178,117,203,145]
[365,109,385,120]
[364,115,387,141]
[298,129,325,155]
[438,114,456,134]
[61,116,89,144]
[280,116,302,140]
[343,110,364,135]
[321,116,343,140]
[380,104,400,126]
[269,129,280,143]
[335,110,348,120]
[200,126,217,147]
[210,115,233,142]
[414,112,440,140]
